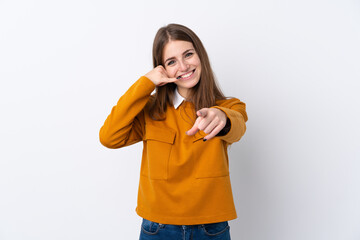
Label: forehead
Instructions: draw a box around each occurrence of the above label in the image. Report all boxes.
[163,40,195,60]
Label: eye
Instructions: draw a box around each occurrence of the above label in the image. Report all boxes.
[185,52,193,58]
[167,60,175,66]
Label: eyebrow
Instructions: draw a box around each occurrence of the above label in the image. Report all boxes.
[164,49,195,64]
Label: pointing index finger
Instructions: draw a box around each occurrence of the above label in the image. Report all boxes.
[186,116,202,136]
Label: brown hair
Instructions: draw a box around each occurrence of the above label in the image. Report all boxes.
[148,23,226,120]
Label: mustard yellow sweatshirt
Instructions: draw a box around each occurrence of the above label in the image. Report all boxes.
[99,76,248,225]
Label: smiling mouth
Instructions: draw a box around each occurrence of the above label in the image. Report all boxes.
[176,69,195,80]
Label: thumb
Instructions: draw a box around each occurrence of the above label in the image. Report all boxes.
[197,108,208,117]
[168,77,178,83]
[162,77,177,83]
[158,77,178,86]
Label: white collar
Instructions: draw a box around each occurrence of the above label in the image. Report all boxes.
[173,88,185,109]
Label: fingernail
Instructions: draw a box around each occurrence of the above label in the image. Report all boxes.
[203,138,207,142]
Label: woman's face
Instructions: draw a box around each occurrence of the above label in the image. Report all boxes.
[162,40,201,98]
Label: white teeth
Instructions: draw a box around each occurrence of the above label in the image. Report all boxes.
[181,71,193,78]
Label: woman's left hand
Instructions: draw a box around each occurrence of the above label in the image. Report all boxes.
[186,108,227,141]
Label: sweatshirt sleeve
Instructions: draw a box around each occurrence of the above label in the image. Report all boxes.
[99,76,156,149]
[211,98,248,144]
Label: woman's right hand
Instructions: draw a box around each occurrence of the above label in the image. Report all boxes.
[145,66,178,86]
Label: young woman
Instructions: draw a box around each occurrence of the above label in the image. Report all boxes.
[99,23,248,240]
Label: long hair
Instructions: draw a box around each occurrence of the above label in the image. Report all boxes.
[148,23,226,120]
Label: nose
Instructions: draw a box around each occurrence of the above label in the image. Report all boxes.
[178,59,189,72]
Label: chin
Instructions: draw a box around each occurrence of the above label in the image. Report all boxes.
[181,80,199,90]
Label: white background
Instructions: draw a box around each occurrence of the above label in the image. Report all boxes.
[1,0,359,239]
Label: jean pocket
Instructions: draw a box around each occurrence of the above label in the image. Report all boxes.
[141,218,163,235]
[201,221,230,236]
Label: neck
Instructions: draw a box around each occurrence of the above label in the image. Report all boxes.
[177,87,188,99]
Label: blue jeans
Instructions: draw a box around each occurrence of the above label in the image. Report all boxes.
[139,218,231,240]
